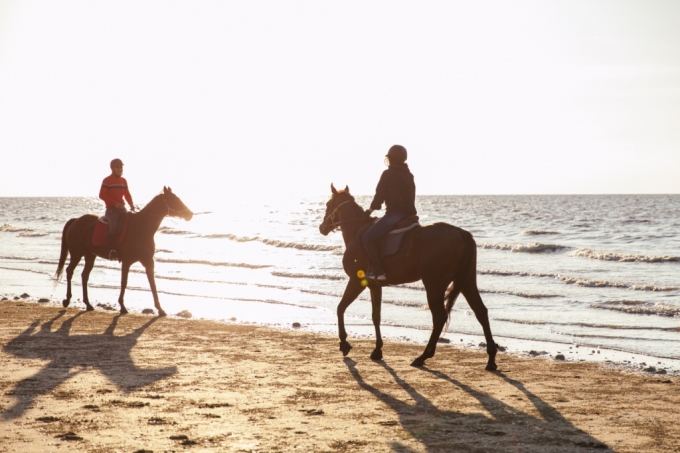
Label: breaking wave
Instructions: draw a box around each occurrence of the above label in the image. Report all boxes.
[158,226,195,235]
[573,248,680,263]
[271,271,346,281]
[494,317,680,332]
[480,289,560,299]
[478,242,570,253]
[0,255,38,261]
[202,233,342,252]
[155,258,271,269]
[522,230,560,235]
[17,231,49,237]
[0,223,31,233]
[478,268,680,292]
[591,300,680,317]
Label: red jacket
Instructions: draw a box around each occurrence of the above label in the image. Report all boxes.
[99,175,133,208]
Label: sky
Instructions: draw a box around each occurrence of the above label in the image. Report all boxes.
[0,1,678,204]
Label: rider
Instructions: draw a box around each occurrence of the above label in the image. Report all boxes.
[363,145,417,282]
[99,158,135,261]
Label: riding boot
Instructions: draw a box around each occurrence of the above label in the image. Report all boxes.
[365,241,386,281]
[107,234,118,261]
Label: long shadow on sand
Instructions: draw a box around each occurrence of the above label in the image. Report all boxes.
[344,358,610,452]
[2,310,176,420]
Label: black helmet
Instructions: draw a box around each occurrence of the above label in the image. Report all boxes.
[110,158,124,167]
[386,145,407,164]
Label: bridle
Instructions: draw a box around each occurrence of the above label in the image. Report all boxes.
[162,196,191,218]
[322,199,366,231]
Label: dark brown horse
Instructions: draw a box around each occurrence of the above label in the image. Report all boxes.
[54,187,193,316]
[319,184,497,370]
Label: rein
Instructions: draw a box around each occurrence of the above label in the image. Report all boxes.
[138,196,191,218]
[323,199,367,231]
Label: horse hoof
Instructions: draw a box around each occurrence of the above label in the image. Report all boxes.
[411,358,425,367]
[85,305,94,312]
[339,341,353,356]
[158,310,167,317]
[120,308,128,315]
[370,349,383,361]
[485,362,498,371]
[62,299,70,308]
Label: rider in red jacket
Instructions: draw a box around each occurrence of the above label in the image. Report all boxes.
[99,158,135,260]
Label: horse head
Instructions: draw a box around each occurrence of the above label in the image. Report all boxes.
[161,186,193,221]
[319,183,356,236]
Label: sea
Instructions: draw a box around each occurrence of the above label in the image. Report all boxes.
[1,195,679,373]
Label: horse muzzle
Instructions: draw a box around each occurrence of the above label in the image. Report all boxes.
[183,211,194,221]
[319,223,331,236]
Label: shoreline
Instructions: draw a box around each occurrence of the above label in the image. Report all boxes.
[1,299,680,452]
[3,282,680,377]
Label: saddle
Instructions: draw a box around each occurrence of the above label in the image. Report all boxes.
[358,215,421,258]
[92,214,129,247]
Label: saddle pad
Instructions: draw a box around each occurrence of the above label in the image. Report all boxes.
[382,222,420,257]
[92,215,128,247]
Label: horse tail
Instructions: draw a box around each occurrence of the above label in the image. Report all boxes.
[443,228,476,332]
[54,218,76,283]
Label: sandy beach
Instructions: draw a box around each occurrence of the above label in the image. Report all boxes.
[1,300,679,453]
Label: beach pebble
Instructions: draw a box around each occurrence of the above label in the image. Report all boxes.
[643,366,656,373]
[20,293,30,299]
[13,296,20,300]
[437,338,451,343]
[176,310,192,319]
[292,322,301,328]
[479,342,487,347]
[1,297,8,301]
[141,308,155,315]
[497,345,507,352]
[38,298,49,303]
[555,354,566,361]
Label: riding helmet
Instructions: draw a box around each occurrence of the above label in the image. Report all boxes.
[110,158,124,167]
[386,145,407,164]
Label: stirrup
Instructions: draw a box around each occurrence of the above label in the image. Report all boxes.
[367,271,386,282]
[108,250,118,261]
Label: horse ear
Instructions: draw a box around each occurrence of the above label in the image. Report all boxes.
[331,183,338,195]
[163,186,168,194]
[168,187,173,193]
[344,185,349,193]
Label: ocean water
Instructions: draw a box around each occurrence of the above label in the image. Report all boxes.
[1,195,679,372]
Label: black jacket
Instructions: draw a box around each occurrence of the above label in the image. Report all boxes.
[369,163,417,215]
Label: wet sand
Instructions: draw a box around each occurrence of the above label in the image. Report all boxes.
[1,300,679,453]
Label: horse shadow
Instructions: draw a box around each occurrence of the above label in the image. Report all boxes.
[2,311,177,420]
[344,358,609,452]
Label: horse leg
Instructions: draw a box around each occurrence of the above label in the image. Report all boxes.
[412,279,448,367]
[80,254,96,311]
[369,285,383,360]
[142,259,166,317]
[462,283,498,371]
[62,254,82,308]
[117,261,131,315]
[337,278,365,356]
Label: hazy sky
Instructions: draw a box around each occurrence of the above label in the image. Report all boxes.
[1,1,678,203]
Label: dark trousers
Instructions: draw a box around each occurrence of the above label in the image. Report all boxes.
[363,210,409,243]
[105,206,126,247]
[362,210,409,274]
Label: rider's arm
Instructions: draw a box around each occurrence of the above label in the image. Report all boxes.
[99,183,117,207]
[124,187,134,210]
[369,170,389,211]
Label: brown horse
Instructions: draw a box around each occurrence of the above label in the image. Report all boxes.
[54,187,193,316]
[319,184,497,370]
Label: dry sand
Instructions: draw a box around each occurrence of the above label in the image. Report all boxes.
[1,300,679,453]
